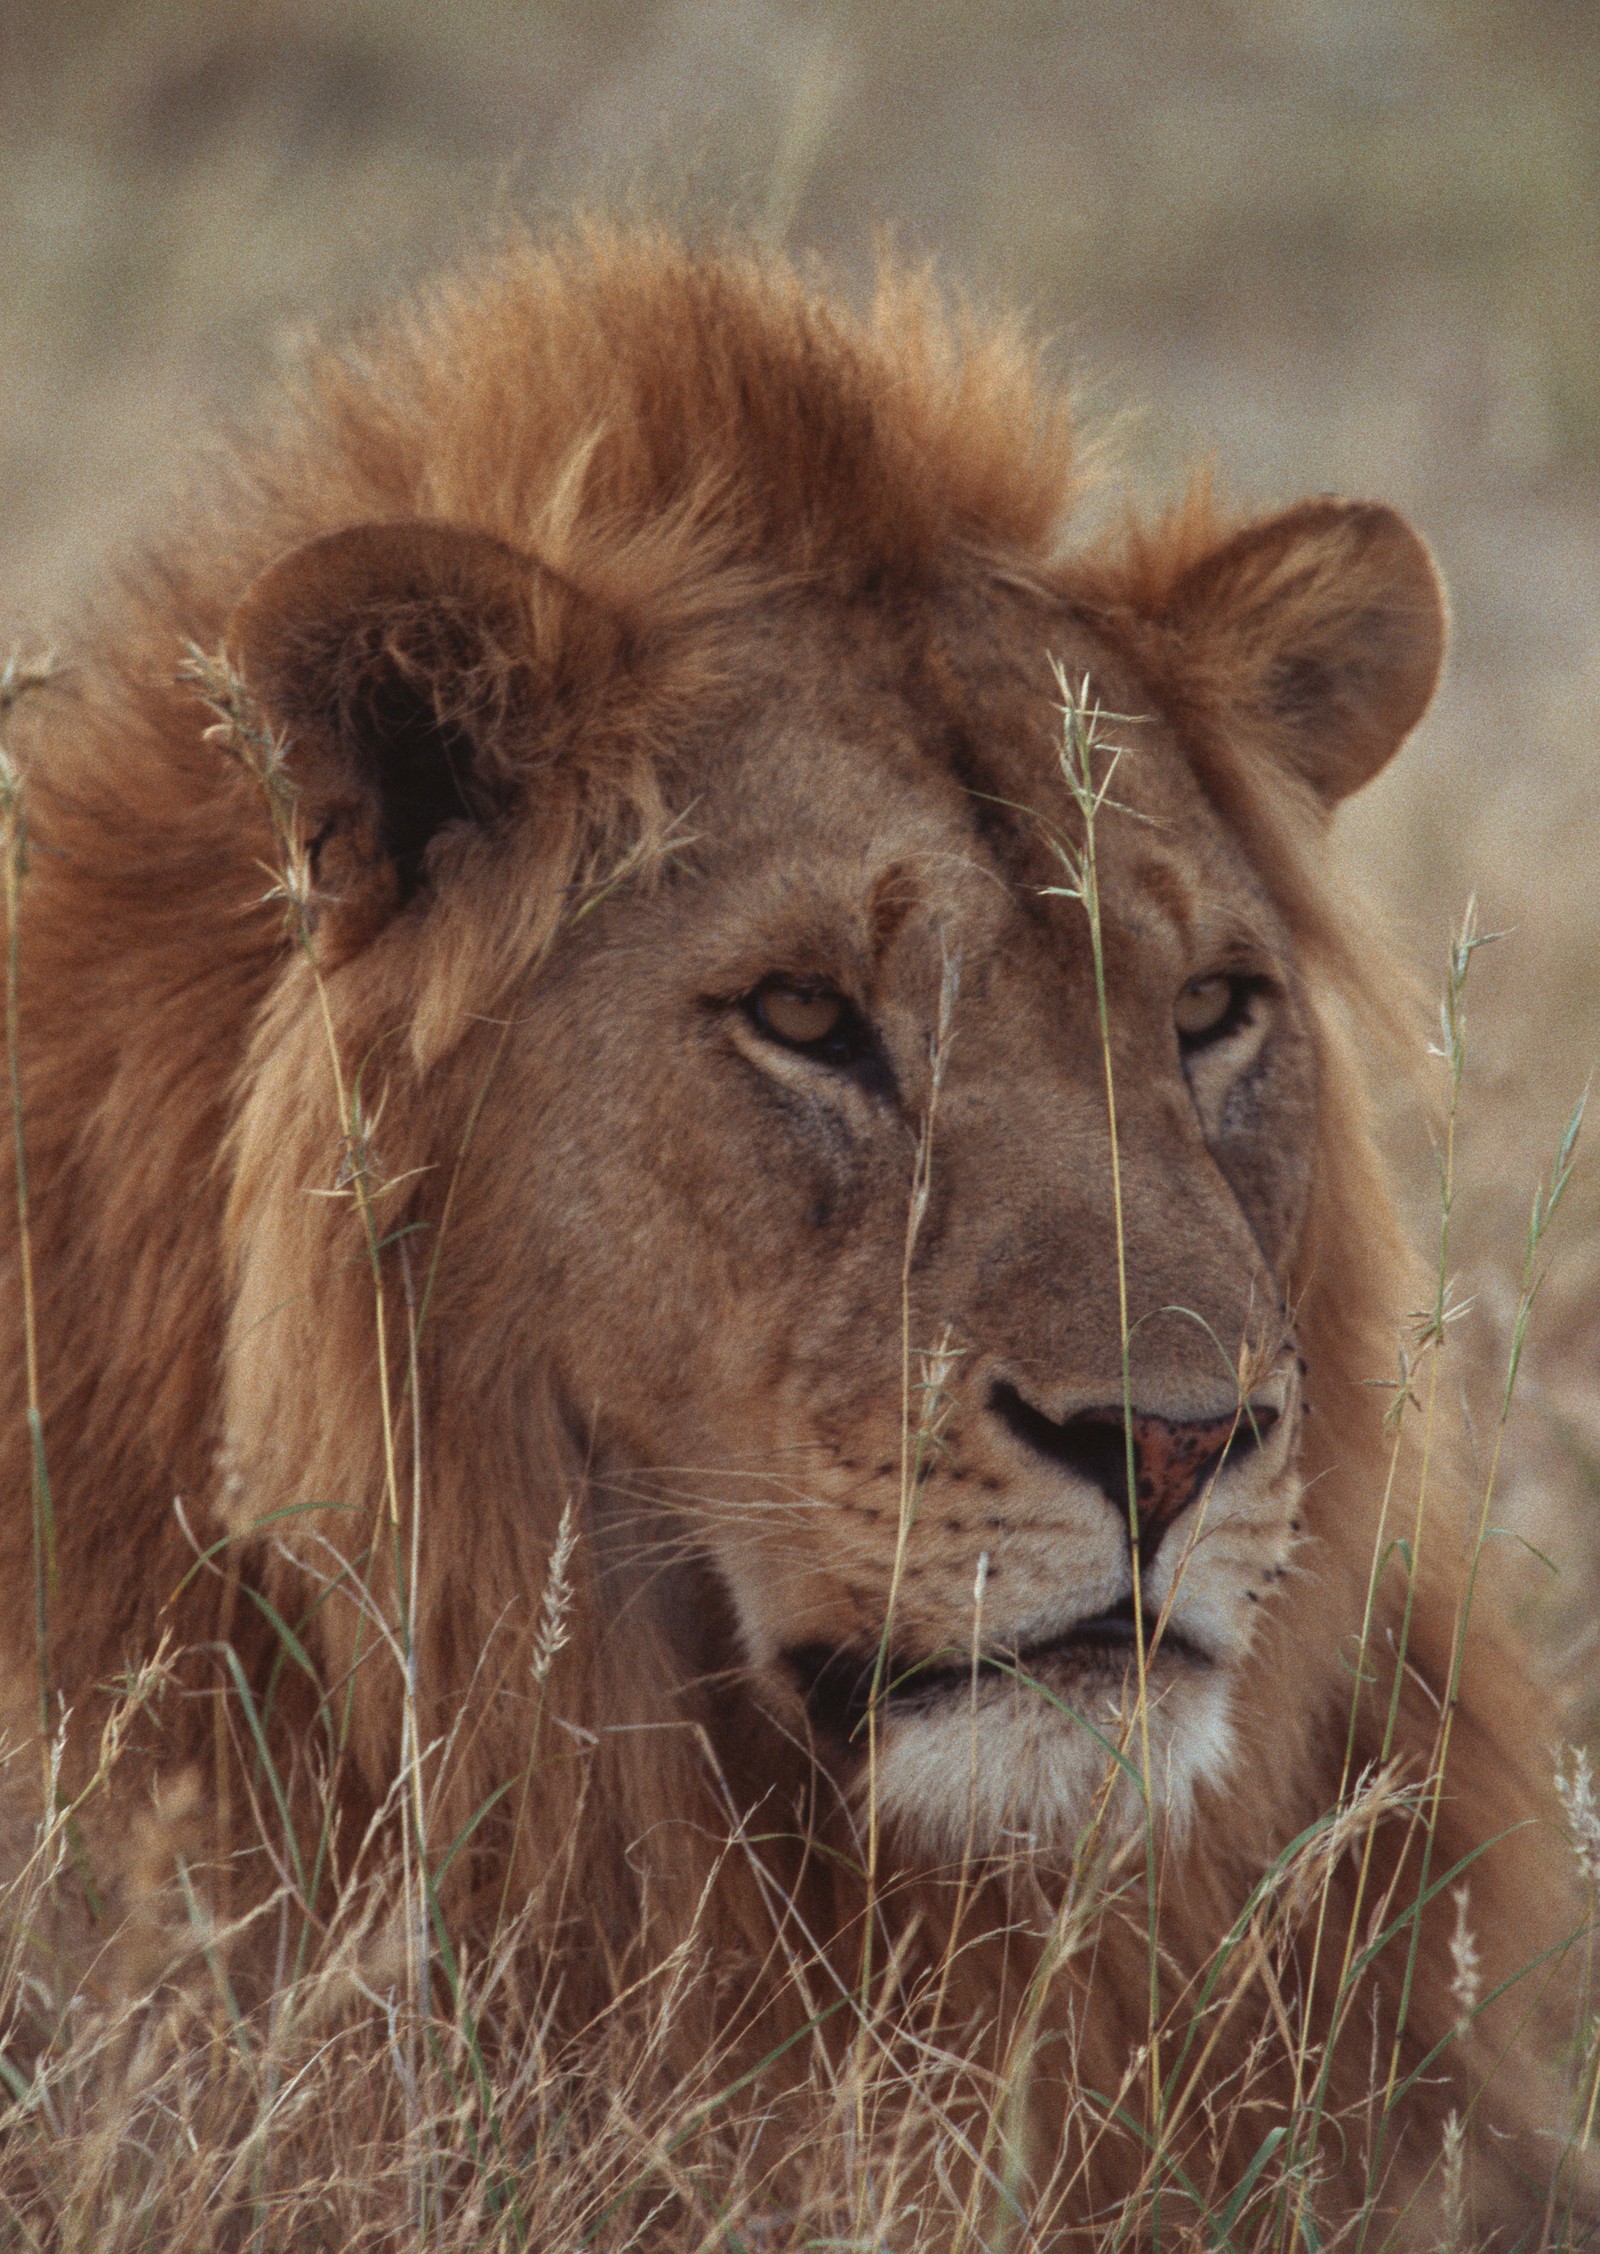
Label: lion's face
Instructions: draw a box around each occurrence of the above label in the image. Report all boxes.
[469,601,1315,1857]
[228,494,1441,1868]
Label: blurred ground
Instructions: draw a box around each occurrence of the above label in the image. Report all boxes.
[2,0,1596,1595]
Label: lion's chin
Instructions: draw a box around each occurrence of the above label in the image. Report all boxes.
[862,1662,1239,1865]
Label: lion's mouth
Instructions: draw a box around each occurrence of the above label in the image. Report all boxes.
[784,1598,1210,1746]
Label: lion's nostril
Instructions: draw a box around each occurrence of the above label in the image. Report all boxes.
[990,1383,1131,1499]
[989,1381,1281,1561]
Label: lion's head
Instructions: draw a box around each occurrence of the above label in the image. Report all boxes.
[211,243,1442,1873]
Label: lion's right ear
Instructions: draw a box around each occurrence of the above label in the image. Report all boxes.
[1160,499,1447,808]
[226,521,598,955]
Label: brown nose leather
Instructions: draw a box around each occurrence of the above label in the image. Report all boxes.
[1128,1413,1252,1549]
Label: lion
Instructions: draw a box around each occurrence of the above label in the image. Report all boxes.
[0,226,1590,2244]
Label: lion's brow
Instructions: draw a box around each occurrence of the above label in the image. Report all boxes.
[867,860,921,960]
[1128,854,1199,943]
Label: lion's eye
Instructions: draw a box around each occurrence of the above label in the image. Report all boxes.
[1174,975,1242,1045]
[749,980,857,1056]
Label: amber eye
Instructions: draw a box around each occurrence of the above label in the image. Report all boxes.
[749,980,856,1054]
[1173,975,1239,1044]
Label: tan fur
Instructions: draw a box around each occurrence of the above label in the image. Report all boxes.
[0,226,1588,2242]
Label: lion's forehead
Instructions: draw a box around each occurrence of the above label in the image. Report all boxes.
[690,624,1273,990]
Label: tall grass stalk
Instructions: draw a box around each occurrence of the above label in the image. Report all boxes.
[852,937,959,2180]
[1038,664,1162,2116]
[0,655,59,1810]
[183,643,451,2224]
[1274,904,1491,2248]
[1386,1072,1587,2085]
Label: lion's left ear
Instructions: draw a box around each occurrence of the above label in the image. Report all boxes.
[1163,499,1446,807]
[226,520,608,957]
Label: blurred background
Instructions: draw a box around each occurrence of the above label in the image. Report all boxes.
[2,0,1596,1622]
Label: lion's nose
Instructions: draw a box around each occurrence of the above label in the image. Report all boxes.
[989,1382,1279,1562]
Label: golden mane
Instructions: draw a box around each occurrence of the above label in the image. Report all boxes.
[0,227,1588,2245]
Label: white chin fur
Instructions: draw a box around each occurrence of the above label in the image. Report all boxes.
[864,1669,1237,1863]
